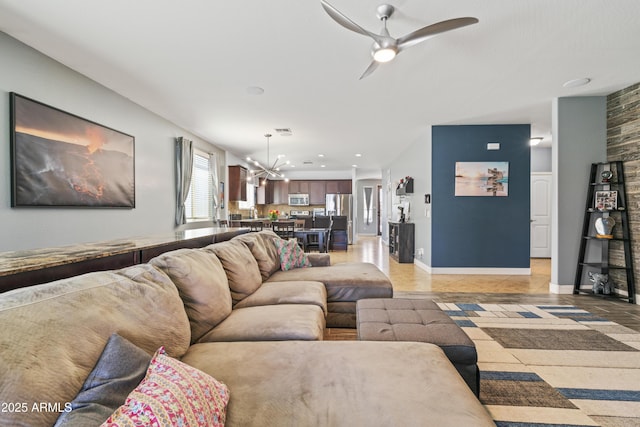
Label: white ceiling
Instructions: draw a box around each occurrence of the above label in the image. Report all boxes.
[1,0,639,178]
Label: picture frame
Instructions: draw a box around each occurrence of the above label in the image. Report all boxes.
[10,93,135,208]
[594,190,618,211]
[455,161,509,197]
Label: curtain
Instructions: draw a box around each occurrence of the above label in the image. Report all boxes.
[175,137,194,225]
[208,152,219,221]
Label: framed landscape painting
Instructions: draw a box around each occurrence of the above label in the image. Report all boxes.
[10,93,135,207]
[455,161,509,197]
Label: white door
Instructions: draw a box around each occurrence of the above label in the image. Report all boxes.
[531,173,552,257]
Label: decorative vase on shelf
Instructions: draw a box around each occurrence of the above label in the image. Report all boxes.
[595,217,615,239]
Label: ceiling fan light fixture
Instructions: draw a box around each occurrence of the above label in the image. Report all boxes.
[373,46,396,63]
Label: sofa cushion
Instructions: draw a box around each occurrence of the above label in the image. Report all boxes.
[181,341,496,427]
[150,248,233,342]
[233,280,328,315]
[54,334,152,426]
[206,240,262,303]
[273,238,311,271]
[198,304,325,342]
[0,264,191,427]
[267,262,393,302]
[103,346,229,427]
[232,230,281,280]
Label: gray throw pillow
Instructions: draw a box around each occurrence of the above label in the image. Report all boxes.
[54,333,151,426]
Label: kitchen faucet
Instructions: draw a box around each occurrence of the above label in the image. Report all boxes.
[249,206,256,219]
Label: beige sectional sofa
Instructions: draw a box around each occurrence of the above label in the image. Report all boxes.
[0,230,495,426]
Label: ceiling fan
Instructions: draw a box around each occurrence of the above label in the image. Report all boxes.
[320,0,479,79]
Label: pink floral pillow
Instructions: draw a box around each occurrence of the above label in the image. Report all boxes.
[273,238,311,271]
[101,347,229,427]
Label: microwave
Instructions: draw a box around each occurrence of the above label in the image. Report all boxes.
[288,194,309,206]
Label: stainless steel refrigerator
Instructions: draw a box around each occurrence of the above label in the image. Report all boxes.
[325,193,353,244]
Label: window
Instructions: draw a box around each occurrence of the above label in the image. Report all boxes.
[185,150,213,222]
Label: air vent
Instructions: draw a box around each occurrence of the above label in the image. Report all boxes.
[303,161,313,165]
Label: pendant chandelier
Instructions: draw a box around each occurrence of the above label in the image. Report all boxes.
[246,133,289,184]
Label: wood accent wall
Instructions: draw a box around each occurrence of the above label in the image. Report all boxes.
[607,82,640,295]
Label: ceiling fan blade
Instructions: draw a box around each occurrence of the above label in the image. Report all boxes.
[321,0,380,41]
[359,60,380,80]
[397,17,478,51]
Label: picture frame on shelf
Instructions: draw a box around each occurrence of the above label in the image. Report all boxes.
[594,190,617,211]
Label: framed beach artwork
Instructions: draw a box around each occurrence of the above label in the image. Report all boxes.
[10,93,135,207]
[455,161,509,197]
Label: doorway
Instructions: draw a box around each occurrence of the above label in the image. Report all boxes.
[531,172,552,258]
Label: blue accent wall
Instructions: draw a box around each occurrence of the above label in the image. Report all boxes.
[432,125,531,268]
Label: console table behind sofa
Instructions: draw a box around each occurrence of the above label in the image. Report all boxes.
[0,227,249,293]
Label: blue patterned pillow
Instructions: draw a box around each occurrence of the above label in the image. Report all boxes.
[273,238,311,271]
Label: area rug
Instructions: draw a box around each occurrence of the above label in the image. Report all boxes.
[437,303,640,427]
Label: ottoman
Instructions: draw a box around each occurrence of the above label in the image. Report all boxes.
[356,298,480,396]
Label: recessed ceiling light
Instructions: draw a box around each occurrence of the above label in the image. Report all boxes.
[321,164,326,168]
[318,154,325,157]
[530,137,543,146]
[352,164,358,168]
[355,153,362,157]
[563,78,591,88]
[246,86,264,95]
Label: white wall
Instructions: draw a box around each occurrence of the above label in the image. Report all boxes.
[383,130,432,266]
[532,147,552,172]
[0,33,223,251]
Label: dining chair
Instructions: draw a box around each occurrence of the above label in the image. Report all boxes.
[240,220,263,232]
[272,220,295,239]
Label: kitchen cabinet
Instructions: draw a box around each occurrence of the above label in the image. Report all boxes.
[326,180,352,194]
[228,165,247,201]
[256,178,267,204]
[288,180,310,194]
[267,180,289,204]
[309,181,326,205]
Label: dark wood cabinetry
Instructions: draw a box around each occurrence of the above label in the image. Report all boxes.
[228,165,248,201]
[259,179,351,205]
[266,180,289,204]
[389,222,415,263]
[325,180,352,194]
[288,180,309,194]
[309,181,326,204]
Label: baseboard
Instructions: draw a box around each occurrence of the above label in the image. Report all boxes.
[549,283,574,294]
[414,259,431,272]
[430,267,531,275]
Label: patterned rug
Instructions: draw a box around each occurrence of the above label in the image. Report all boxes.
[438,303,640,427]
